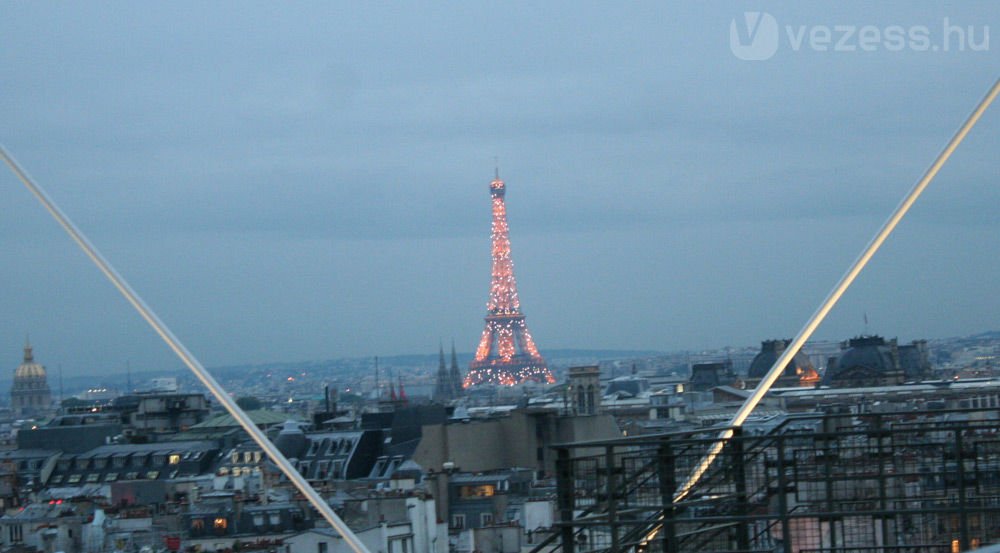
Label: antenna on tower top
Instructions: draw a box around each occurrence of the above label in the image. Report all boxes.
[494,156,500,180]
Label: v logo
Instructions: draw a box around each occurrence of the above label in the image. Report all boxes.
[729,12,779,61]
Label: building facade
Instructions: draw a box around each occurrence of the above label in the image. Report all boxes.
[10,341,52,417]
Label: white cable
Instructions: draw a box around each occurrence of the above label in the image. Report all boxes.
[0,146,371,553]
[633,78,1000,549]
[674,77,999,503]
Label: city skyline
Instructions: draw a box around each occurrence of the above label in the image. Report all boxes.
[2,3,998,377]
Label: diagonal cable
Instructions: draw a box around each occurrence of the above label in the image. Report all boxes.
[0,146,371,553]
[674,77,1000,504]
[631,77,1000,551]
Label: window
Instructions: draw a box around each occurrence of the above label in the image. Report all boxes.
[9,524,23,543]
[214,518,228,530]
[105,473,118,482]
[269,512,281,525]
[75,458,89,470]
[318,543,328,553]
[93,458,108,469]
[152,455,165,466]
[460,485,495,498]
[169,454,181,465]
[67,474,82,484]
[146,471,160,480]
[253,514,264,527]
[253,451,262,463]
[86,473,100,483]
[244,451,254,464]
[231,452,240,464]
[125,472,139,480]
[451,514,465,529]
[481,513,494,526]
[113,456,127,468]
[49,474,63,485]
[191,518,204,530]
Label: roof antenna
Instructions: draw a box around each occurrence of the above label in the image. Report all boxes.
[494,156,499,180]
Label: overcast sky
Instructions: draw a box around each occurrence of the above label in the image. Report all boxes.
[2,2,998,376]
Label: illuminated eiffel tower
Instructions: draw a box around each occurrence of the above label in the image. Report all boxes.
[465,171,554,387]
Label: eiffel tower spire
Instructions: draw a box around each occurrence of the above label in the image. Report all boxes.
[466,172,553,386]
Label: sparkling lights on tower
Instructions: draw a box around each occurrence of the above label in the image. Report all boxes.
[465,171,554,387]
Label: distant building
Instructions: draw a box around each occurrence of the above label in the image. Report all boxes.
[413,409,620,480]
[746,339,820,389]
[275,422,382,479]
[823,335,908,388]
[434,343,464,402]
[16,413,122,453]
[117,392,211,437]
[897,339,932,381]
[10,340,52,417]
[567,366,601,415]
[688,360,737,392]
[0,501,89,552]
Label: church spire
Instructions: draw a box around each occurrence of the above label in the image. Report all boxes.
[449,340,464,397]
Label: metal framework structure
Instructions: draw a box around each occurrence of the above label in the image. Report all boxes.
[538,407,1000,553]
[466,171,554,387]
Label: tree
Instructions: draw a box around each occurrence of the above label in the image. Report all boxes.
[235,396,262,411]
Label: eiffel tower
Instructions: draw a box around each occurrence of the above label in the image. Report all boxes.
[465,171,554,387]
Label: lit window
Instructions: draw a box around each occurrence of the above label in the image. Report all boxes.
[244,451,253,464]
[191,519,204,530]
[105,473,118,482]
[214,518,228,530]
[460,485,495,498]
[169,454,181,465]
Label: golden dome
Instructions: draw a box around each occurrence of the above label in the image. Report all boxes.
[15,342,47,379]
